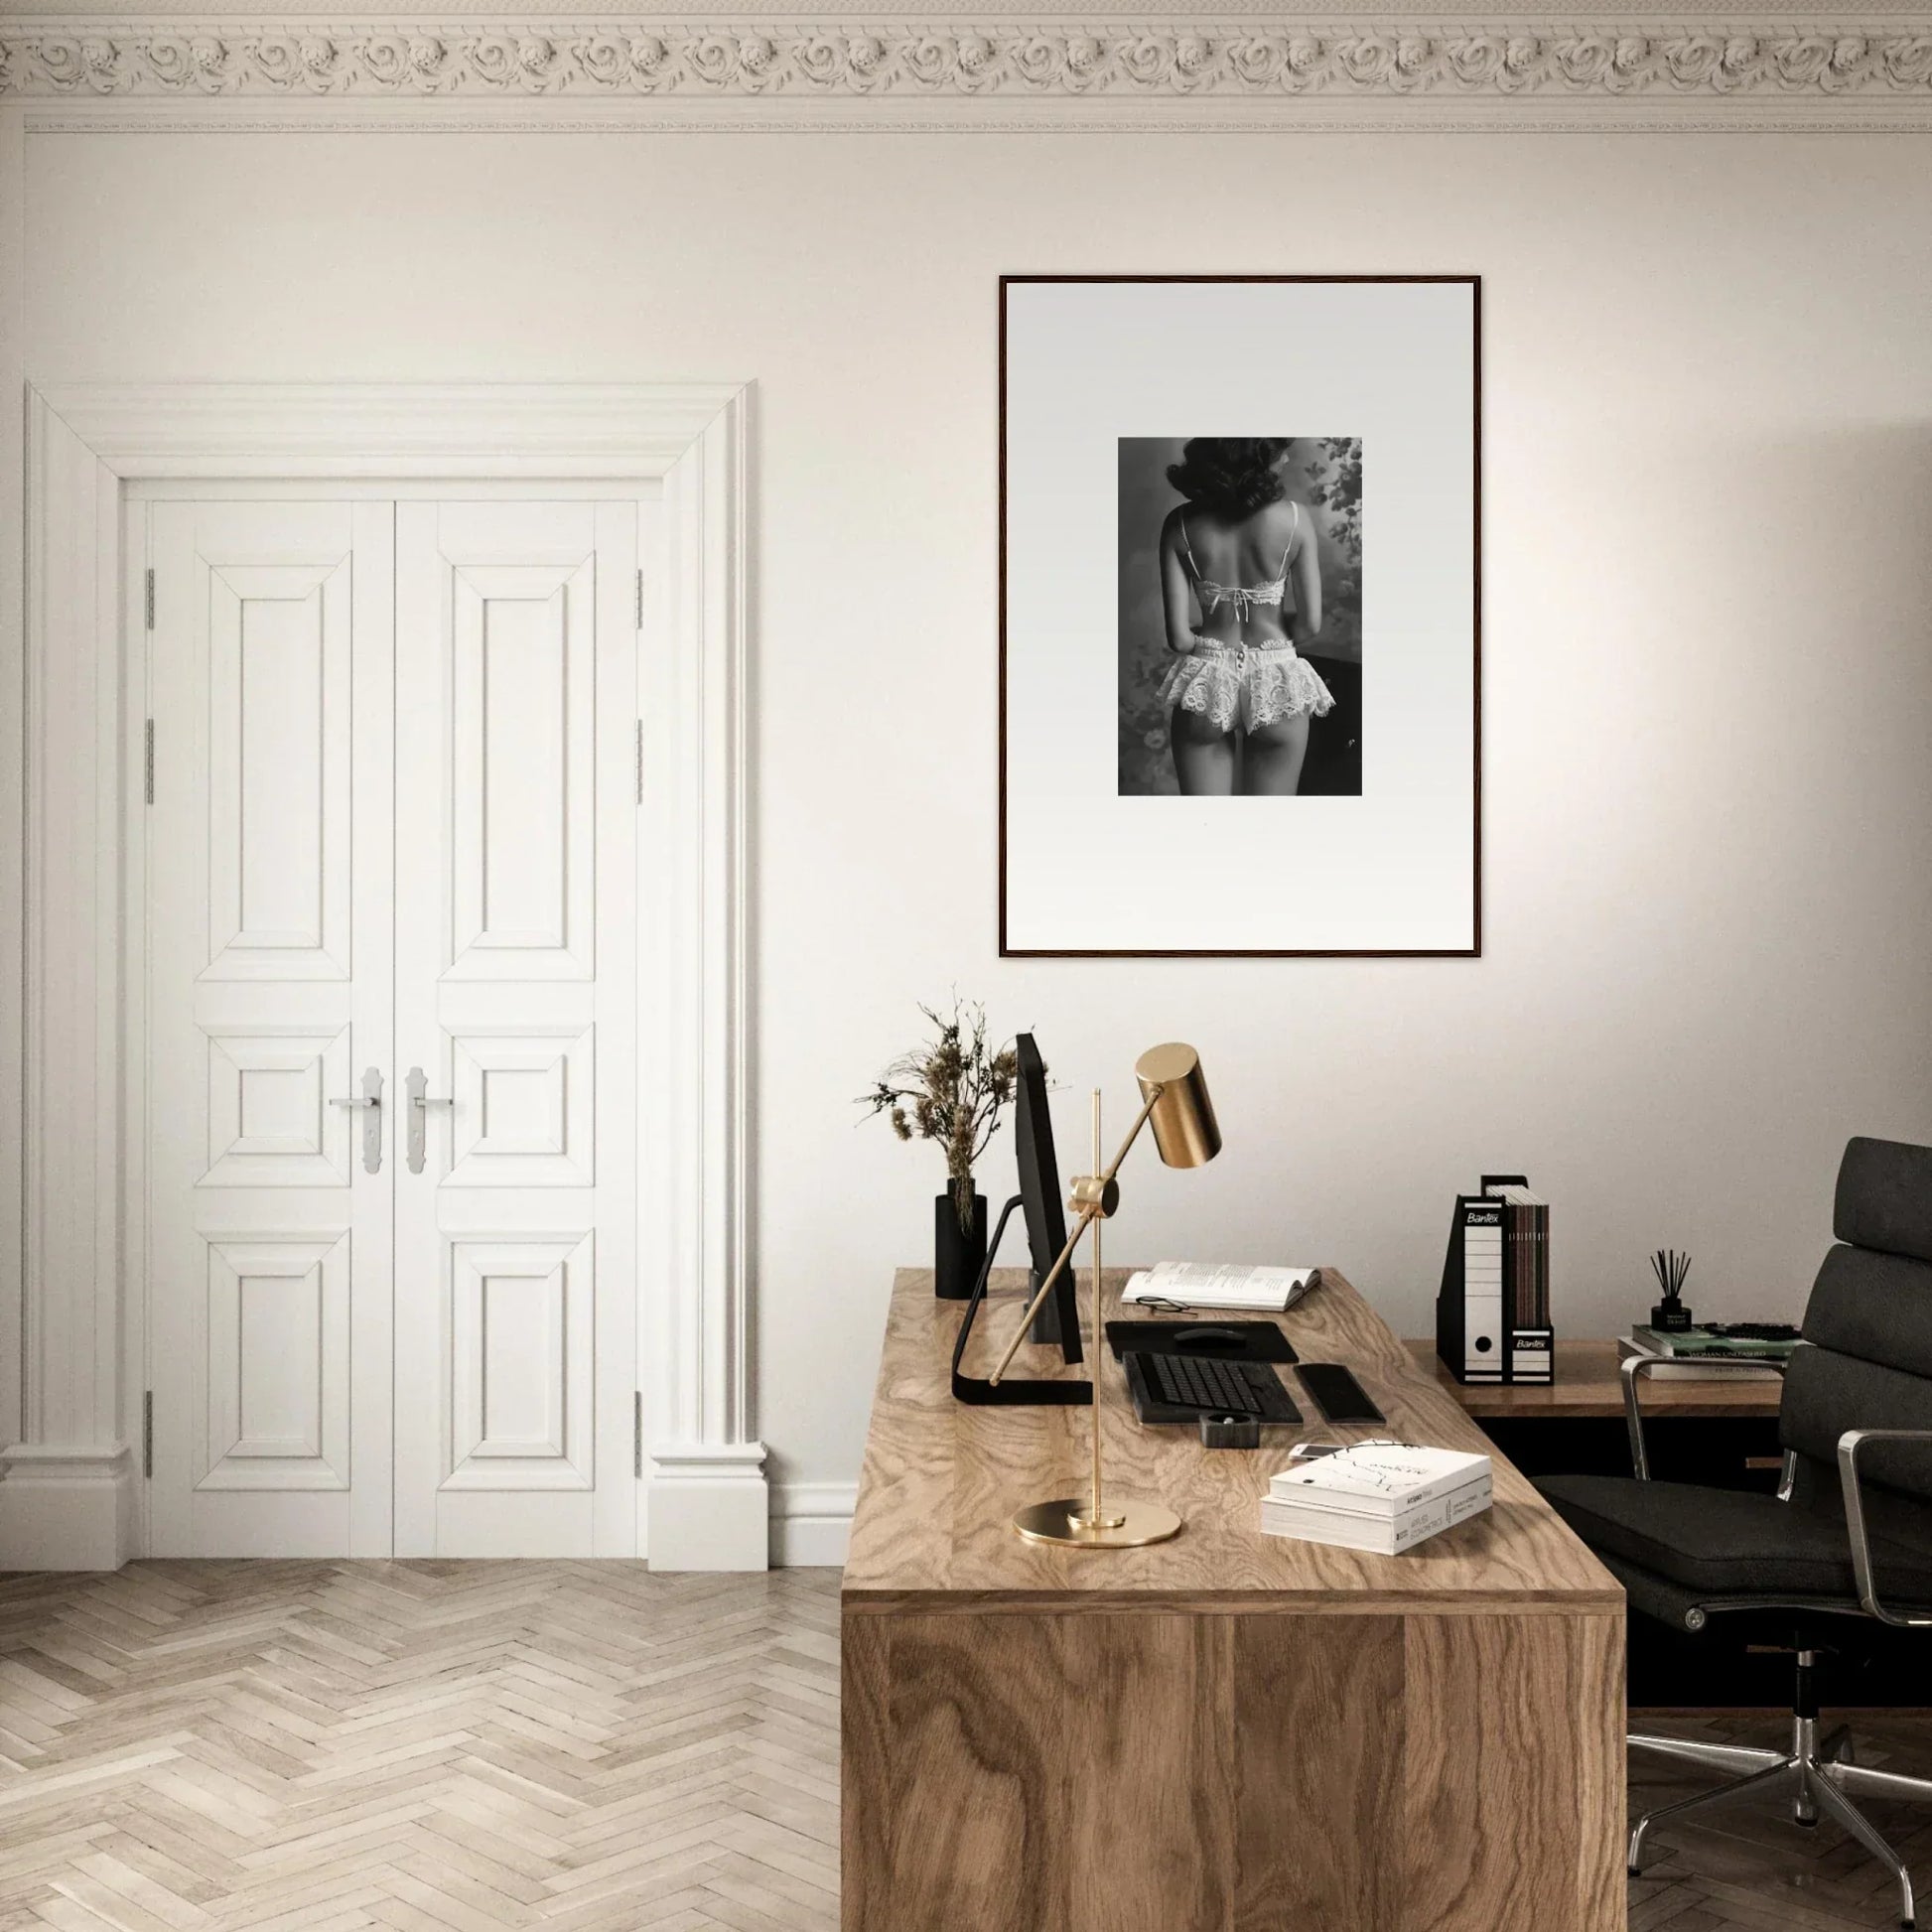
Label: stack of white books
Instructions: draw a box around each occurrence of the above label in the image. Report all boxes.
[1121,1261,1317,1312]
[1259,1443,1493,1555]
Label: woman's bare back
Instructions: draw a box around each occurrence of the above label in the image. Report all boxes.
[1170,499,1303,643]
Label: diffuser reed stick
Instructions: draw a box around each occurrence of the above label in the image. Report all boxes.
[1649,1248,1693,1331]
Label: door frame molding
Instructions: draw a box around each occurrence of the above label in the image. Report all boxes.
[2,381,764,1571]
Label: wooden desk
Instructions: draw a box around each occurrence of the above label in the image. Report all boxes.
[1415,1337,1802,1711]
[1407,1337,1784,1420]
[843,1269,1625,1932]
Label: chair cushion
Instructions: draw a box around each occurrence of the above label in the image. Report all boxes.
[1801,1244,1932,1386]
[1781,1343,1932,1501]
[1536,1473,1932,1601]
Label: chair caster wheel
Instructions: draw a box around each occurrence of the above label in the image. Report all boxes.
[1794,1816,1818,1829]
[1627,1868,1640,1878]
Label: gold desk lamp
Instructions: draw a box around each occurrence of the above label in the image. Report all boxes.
[988,1041,1221,1549]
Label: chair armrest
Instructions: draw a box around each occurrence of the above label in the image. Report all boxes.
[1621,1351,1788,1481]
[1837,1429,1932,1627]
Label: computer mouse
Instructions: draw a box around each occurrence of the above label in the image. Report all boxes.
[1173,1325,1247,1350]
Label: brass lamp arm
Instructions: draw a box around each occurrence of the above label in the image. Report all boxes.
[986,1085,1165,1387]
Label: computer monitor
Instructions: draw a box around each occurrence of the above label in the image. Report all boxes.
[1013,1034,1083,1364]
[948,1032,1089,1405]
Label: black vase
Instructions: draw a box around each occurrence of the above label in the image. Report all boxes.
[934,1184,989,1301]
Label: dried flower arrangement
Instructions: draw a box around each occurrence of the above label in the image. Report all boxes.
[860,999,1021,1233]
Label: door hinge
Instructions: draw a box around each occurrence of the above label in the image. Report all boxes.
[142,1391,154,1478]
[144,568,155,630]
[144,720,155,805]
[634,720,644,805]
[633,1392,643,1479]
[634,568,644,631]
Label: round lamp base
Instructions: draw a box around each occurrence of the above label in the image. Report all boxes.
[1011,1496,1182,1549]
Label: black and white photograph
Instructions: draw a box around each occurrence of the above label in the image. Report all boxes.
[1002,275,1478,955]
[1117,435,1363,798]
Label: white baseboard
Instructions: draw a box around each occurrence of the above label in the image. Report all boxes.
[0,1443,852,1573]
[0,1445,137,1571]
[645,1442,769,1571]
[770,1480,855,1569]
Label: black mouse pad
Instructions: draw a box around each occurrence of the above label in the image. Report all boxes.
[1104,1319,1298,1365]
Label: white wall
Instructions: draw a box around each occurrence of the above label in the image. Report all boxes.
[19,127,1932,1529]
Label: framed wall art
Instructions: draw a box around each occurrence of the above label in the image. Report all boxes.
[999,274,1481,957]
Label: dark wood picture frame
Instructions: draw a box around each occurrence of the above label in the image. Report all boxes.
[997,272,1482,959]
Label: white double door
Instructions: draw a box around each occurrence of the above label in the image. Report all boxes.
[146,494,640,1558]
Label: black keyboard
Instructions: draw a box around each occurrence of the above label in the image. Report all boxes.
[1126,1351,1303,1424]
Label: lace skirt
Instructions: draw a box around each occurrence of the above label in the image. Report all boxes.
[1158,637,1335,737]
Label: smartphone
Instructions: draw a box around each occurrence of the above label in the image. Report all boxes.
[1297,1362,1386,1426]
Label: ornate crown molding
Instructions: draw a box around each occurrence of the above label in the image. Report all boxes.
[3,17,1930,118]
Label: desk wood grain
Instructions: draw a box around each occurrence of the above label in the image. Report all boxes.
[841,1268,1627,1932]
[843,1267,1621,1613]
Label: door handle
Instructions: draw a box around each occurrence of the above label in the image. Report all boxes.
[330,1066,384,1174]
[405,1065,454,1175]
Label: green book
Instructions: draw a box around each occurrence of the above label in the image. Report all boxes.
[1631,1324,1799,1360]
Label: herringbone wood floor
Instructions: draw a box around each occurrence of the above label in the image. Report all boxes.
[0,1563,840,1931]
[1628,1709,1932,1931]
[2,1564,1929,1930]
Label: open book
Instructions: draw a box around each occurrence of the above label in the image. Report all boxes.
[1120,1261,1318,1312]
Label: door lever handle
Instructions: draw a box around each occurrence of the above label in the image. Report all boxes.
[405,1066,454,1175]
[330,1066,384,1174]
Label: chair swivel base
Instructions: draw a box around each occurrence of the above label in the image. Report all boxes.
[1629,1716,1930,1929]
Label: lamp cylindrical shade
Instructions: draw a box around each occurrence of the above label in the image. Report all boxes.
[1134,1042,1221,1169]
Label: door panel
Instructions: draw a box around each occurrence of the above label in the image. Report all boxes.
[445,1027,595,1188]
[202,1232,350,1489]
[393,501,637,1557]
[449,564,596,979]
[204,564,352,978]
[202,1026,353,1187]
[147,501,395,1557]
[446,1232,595,1489]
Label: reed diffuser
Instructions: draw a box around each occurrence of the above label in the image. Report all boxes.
[1649,1248,1694,1333]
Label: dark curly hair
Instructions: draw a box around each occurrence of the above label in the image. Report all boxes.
[1165,437,1291,518]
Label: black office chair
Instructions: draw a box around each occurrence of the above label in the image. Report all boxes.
[1538,1136,1932,1930]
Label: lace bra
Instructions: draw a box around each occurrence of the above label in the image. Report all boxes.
[1178,500,1300,619]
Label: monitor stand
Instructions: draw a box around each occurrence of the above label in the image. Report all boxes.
[951,1195,1091,1407]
